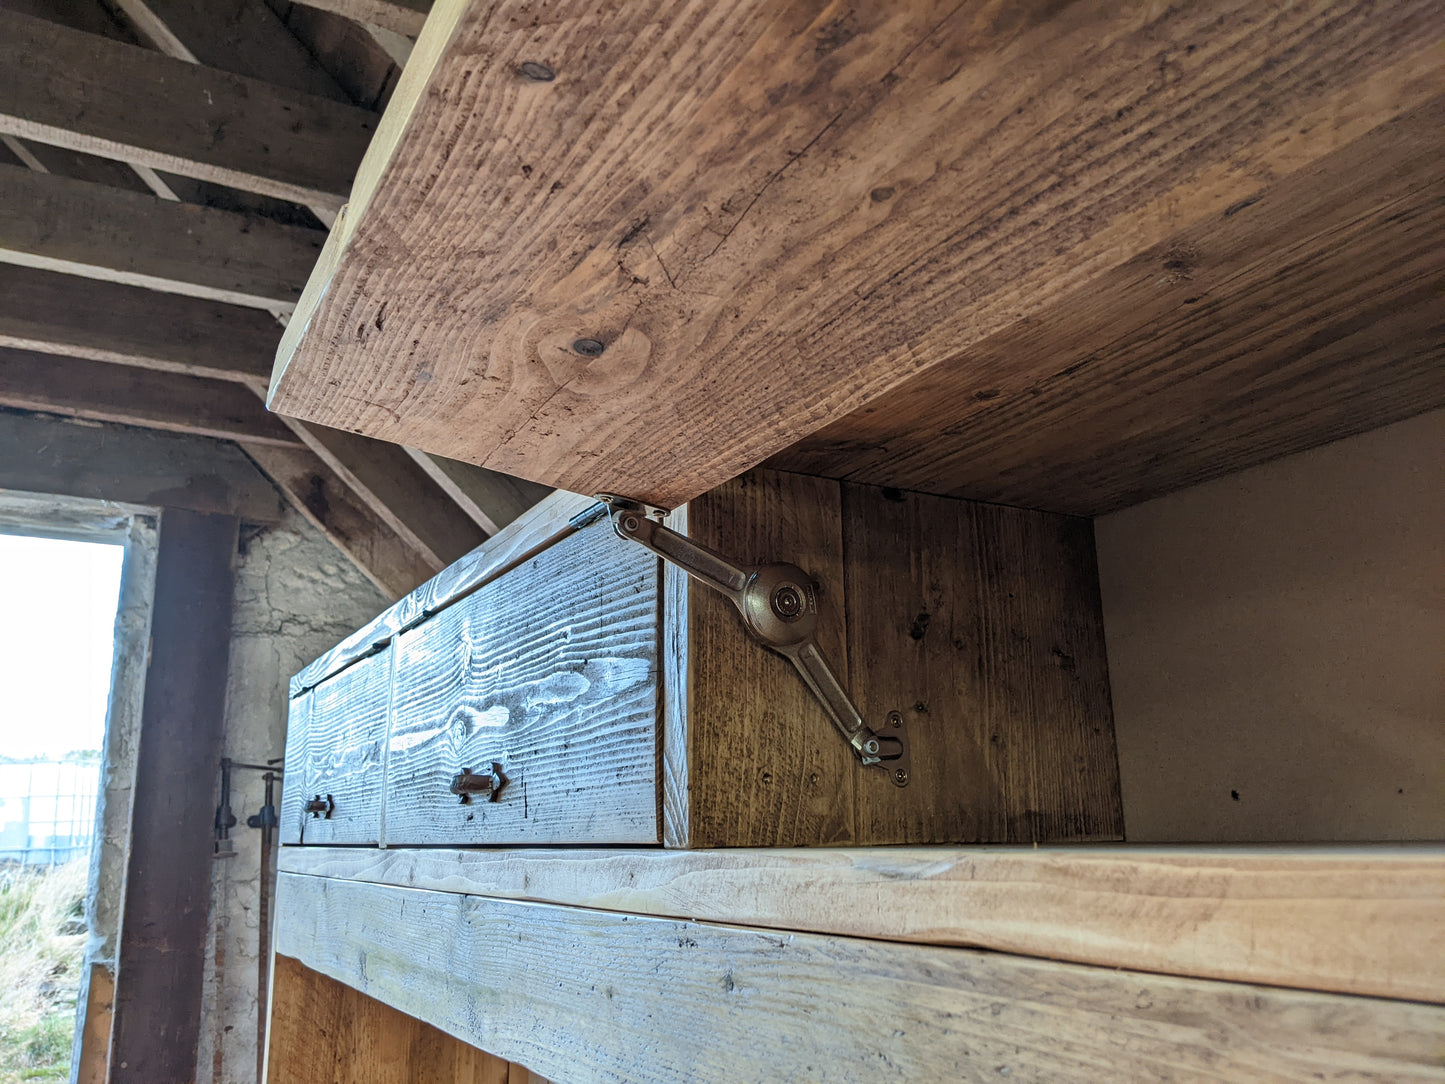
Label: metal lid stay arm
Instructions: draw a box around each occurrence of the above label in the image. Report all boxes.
[595,495,909,787]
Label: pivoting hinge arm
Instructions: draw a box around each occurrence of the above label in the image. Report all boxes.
[594,495,909,786]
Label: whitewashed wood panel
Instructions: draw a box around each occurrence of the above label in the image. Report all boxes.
[279,648,391,844]
[275,874,1445,1084]
[382,523,660,845]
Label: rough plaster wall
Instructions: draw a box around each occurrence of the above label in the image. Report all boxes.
[1097,410,1444,842]
[195,507,387,1084]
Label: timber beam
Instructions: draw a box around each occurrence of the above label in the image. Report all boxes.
[0,10,375,209]
[0,164,322,308]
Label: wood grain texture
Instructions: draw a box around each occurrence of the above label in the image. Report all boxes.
[0,163,323,308]
[678,470,856,847]
[0,347,302,445]
[0,9,375,208]
[383,522,660,845]
[674,470,1120,846]
[0,263,280,387]
[279,650,392,845]
[268,0,1445,508]
[276,873,1445,1083]
[279,843,1445,1003]
[0,406,286,522]
[239,443,436,600]
[773,97,1445,514]
[266,955,517,1084]
[841,483,1122,843]
[289,489,595,696]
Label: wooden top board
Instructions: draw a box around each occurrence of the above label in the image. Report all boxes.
[269,0,1445,511]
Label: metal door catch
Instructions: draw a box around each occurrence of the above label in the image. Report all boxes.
[450,763,506,803]
[595,495,910,786]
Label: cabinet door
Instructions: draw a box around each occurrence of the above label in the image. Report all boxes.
[383,523,660,845]
[279,647,391,844]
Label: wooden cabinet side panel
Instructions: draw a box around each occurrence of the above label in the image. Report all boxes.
[842,484,1123,843]
[383,524,660,845]
[683,470,856,847]
[278,648,390,845]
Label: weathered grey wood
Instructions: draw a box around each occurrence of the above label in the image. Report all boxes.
[279,651,392,845]
[289,489,596,696]
[275,874,1445,1083]
[383,523,660,845]
[112,510,236,1084]
[841,483,1122,843]
[0,407,285,522]
[0,10,375,208]
[0,163,323,308]
[404,448,553,536]
[291,0,429,37]
[108,0,353,102]
[278,843,1445,1003]
[0,347,302,445]
[275,418,486,572]
[239,444,434,600]
[0,263,279,386]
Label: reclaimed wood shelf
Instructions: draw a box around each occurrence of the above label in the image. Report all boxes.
[267,0,1445,512]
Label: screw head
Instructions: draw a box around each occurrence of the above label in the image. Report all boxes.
[572,337,605,357]
[770,584,804,620]
[894,768,909,784]
[887,711,902,729]
[519,61,555,81]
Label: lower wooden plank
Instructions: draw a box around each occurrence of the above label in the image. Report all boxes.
[266,954,522,1084]
[278,844,1445,1003]
[275,873,1445,1083]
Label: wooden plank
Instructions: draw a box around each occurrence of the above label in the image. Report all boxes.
[111,510,236,1084]
[267,0,1445,508]
[0,163,323,307]
[678,470,856,847]
[403,448,552,536]
[289,488,595,696]
[772,98,1445,515]
[291,0,429,38]
[0,407,285,522]
[275,874,1445,1082]
[279,843,1445,1003]
[75,963,114,1084]
[0,263,279,386]
[840,483,1122,844]
[239,443,434,600]
[0,10,375,209]
[279,652,392,845]
[275,417,487,572]
[383,523,659,845]
[266,955,512,1084]
[674,470,1121,847]
[0,347,302,445]
[108,0,353,102]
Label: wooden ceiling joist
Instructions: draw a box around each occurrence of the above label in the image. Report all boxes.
[0,9,375,210]
[267,0,1445,511]
[0,163,322,308]
[402,448,553,536]
[238,444,436,599]
[0,264,279,386]
[0,348,301,446]
[292,0,429,39]
[275,419,488,571]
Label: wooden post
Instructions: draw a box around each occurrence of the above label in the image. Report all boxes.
[110,510,237,1084]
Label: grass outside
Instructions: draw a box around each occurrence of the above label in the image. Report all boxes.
[0,862,87,1083]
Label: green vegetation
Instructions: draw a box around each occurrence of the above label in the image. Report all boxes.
[0,862,87,1083]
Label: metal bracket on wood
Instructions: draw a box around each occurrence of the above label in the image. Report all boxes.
[589,495,910,787]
